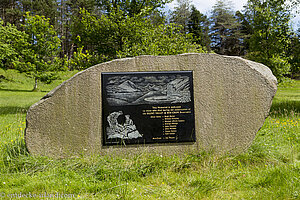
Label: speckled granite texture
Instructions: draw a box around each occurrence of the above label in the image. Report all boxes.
[25,54,277,158]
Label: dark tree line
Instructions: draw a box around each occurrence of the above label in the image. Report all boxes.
[0,0,299,87]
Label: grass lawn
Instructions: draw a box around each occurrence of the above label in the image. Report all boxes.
[0,69,299,199]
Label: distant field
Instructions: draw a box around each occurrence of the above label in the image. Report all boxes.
[0,69,299,199]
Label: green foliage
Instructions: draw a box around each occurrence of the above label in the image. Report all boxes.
[0,0,23,26]
[22,13,61,61]
[67,46,109,70]
[117,23,205,57]
[0,19,28,70]
[71,7,122,59]
[188,5,211,51]
[72,7,204,62]
[13,13,63,89]
[1,0,300,80]
[244,0,293,79]
[21,0,59,25]
[247,52,291,82]
[210,0,243,55]
[68,47,94,70]
[268,55,291,80]
[169,2,211,52]
[288,31,300,76]
[97,0,171,17]
[169,0,191,32]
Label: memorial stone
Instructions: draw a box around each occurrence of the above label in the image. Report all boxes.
[25,54,277,158]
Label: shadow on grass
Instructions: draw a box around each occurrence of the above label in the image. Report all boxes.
[0,88,33,92]
[270,100,300,116]
[0,88,50,93]
[0,106,30,115]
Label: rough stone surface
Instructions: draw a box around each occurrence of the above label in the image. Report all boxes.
[25,54,277,158]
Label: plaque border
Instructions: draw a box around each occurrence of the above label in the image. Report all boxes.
[101,70,195,146]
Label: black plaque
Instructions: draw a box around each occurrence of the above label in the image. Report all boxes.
[102,71,195,146]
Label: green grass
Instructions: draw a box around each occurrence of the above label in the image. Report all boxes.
[0,69,299,199]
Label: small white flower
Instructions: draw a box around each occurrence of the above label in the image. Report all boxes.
[3,182,5,184]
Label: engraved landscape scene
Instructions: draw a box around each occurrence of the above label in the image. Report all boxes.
[105,74,191,106]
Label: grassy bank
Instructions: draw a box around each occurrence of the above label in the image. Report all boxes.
[0,69,299,199]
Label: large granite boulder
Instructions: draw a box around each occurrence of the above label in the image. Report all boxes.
[25,54,277,158]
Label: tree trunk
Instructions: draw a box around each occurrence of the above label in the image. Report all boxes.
[33,77,38,91]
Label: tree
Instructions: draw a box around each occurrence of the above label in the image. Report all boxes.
[210,0,243,55]
[288,29,300,77]
[72,6,167,59]
[235,10,252,55]
[244,0,292,79]
[20,0,58,23]
[14,13,62,90]
[71,7,124,59]
[169,0,191,32]
[0,0,23,26]
[96,0,171,17]
[65,0,100,58]
[117,23,205,57]
[148,9,166,25]
[0,19,28,70]
[70,7,205,68]
[187,5,210,51]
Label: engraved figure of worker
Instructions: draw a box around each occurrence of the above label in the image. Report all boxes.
[124,115,135,136]
[107,111,124,135]
[125,115,134,126]
[107,112,142,139]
